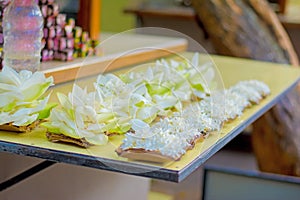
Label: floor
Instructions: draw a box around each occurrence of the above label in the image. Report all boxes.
[0,134,259,200]
[150,134,258,200]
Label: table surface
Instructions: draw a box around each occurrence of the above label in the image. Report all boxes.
[1,52,299,182]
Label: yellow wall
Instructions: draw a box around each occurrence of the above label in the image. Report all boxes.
[101,0,135,32]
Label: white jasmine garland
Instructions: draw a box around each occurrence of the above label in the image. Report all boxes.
[120,80,270,160]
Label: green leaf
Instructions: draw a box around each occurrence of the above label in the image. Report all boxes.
[40,122,61,134]
[38,103,58,120]
[96,113,115,123]
[192,83,205,92]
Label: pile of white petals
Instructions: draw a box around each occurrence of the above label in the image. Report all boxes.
[120,80,270,159]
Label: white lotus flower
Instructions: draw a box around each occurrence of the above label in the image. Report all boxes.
[0,66,54,126]
[42,85,108,145]
[92,53,216,134]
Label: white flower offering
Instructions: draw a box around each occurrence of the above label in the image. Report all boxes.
[42,85,109,147]
[0,66,54,132]
[117,80,270,162]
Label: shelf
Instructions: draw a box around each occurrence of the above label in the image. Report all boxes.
[1,54,300,182]
[125,2,300,28]
[40,32,188,84]
[279,3,300,29]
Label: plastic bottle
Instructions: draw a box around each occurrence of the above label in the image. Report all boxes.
[3,0,43,72]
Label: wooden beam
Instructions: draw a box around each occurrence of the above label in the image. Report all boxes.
[90,0,101,40]
[77,0,90,32]
[192,0,299,66]
[278,0,287,14]
[192,0,300,177]
[77,0,101,40]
